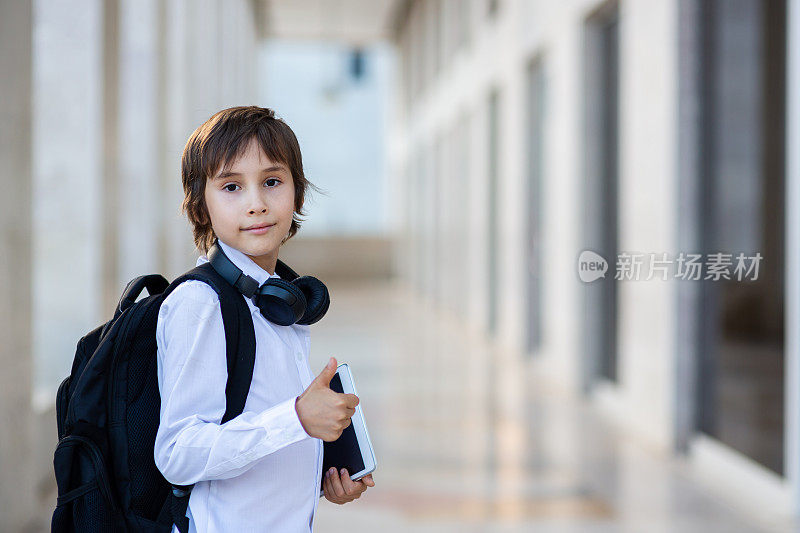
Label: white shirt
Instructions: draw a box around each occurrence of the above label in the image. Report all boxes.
[154,239,324,533]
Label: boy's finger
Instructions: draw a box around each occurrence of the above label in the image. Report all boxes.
[348,473,373,490]
[323,470,335,499]
[312,357,337,388]
[340,469,362,495]
[328,468,346,498]
[343,394,360,408]
[323,475,341,503]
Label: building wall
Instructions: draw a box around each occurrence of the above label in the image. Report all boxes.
[388,0,797,516]
[1,0,261,528]
[31,0,259,405]
[392,0,680,431]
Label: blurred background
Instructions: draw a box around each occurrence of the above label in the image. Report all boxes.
[1,0,799,531]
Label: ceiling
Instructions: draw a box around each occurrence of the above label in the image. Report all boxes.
[257,0,406,45]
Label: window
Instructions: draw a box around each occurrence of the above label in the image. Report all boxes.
[526,56,546,353]
[696,0,787,475]
[349,48,365,81]
[583,1,620,384]
[487,89,501,335]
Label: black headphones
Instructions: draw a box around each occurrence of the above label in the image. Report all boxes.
[207,239,330,326]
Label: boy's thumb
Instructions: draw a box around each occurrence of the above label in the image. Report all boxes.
[312,357,337,387]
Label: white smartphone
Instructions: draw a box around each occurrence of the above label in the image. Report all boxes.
[321,363,377,486]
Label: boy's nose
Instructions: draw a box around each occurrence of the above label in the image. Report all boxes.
[247,191,269,214]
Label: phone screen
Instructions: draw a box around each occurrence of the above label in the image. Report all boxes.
[321,371,365,478]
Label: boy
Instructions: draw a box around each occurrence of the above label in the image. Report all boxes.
[154,106,374,532]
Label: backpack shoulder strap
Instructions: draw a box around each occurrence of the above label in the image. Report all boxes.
[164,262,256,422]
[162,263,257,533]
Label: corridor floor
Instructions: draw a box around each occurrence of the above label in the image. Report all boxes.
[311,279,795,533]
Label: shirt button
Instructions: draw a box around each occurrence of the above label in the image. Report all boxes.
[295,351,303,362]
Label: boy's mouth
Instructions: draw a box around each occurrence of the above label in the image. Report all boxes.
[242,223,275,233]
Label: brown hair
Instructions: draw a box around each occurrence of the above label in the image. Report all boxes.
[180,106,323,254]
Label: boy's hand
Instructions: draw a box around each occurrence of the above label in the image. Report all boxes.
[295,357,360,442]
[323,468,375,504]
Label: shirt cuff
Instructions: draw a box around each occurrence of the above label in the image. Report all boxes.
[257,395,313,444]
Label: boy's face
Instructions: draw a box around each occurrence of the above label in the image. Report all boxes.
[204,137,296,274]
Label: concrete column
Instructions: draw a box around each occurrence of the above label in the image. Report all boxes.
[162,0,196,277]
[0,3,35,531]
[155,0,169,276]
[32,0,104,406]
[187,0,221,123]
[118,0,161,284]
[102,0,121,316]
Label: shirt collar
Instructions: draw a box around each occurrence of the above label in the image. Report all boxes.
[196,239,280,286]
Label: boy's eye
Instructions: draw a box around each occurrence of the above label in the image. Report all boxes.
[222,179,279,192]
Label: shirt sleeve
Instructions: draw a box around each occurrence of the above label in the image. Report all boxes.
[153,280,313,486]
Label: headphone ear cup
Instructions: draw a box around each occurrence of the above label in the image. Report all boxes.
[292,276,330,325]
[254,279,307,326]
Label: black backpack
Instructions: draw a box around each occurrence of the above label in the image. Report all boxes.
[51,263,257,532]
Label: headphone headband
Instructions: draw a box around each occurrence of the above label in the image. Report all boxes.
[207,240,300,298]
[206,239,330,326]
